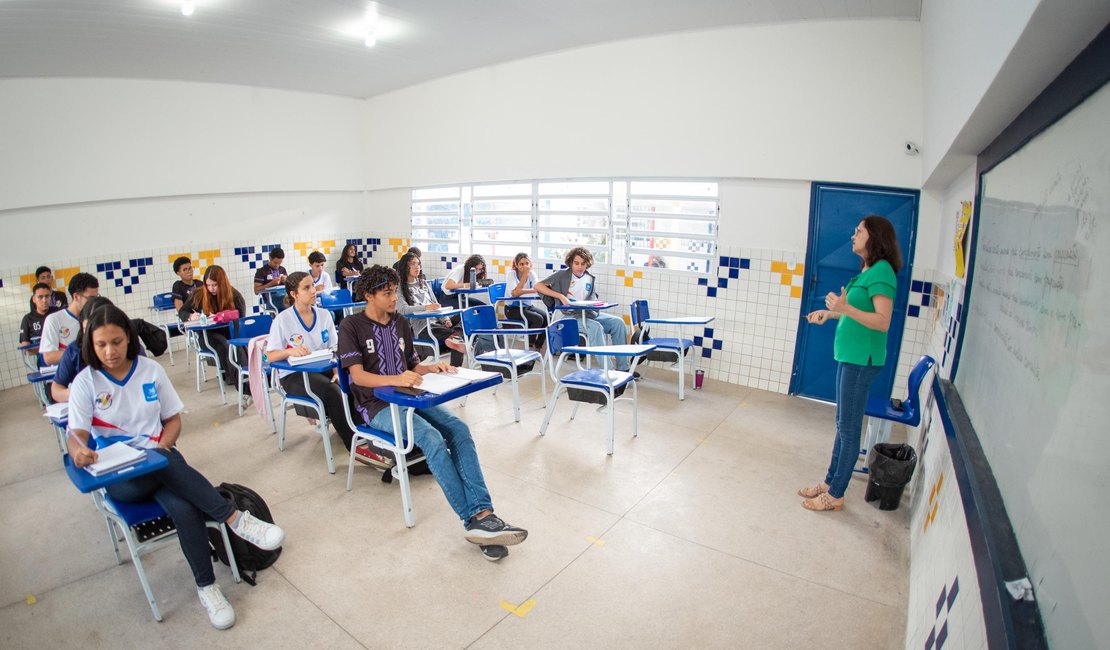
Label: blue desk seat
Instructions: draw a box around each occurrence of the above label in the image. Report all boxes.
[856,355,937,473]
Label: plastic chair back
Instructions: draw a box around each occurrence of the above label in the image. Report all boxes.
[337,365,352,395]
[546,318,579,356]
[487,282,507,303]
[320,288,352,308]
[903,356,937,413]
[630,299,651,327]
[152,292,176,311]
[235,314,273,339]
[461,305,498,336]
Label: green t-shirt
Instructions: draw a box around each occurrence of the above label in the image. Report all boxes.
[833,260,897,366]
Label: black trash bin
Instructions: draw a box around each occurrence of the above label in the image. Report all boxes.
[864,443,918,511]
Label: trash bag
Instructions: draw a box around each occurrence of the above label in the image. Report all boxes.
[864,443,918,511]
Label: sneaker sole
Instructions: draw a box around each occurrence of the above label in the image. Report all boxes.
[480,545,509,561]
[464,529,528,546]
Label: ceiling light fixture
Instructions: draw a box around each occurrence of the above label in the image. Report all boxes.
[181,1,195,16]
[364,3,378,47]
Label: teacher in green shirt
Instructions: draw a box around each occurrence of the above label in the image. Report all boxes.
[799,215,902,512]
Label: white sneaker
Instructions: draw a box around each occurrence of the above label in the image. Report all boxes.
[230,511,285,550]
[197,583,236,630]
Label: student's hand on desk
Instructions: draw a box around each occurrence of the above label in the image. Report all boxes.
[188,313,201,322]
[558,295,571,306]
[72,447,98,468]
[396,371,423,388]
[425,303,441,311]
[288,345,311,357]
[427,361,456,374]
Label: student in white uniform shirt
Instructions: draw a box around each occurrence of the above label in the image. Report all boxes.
[265,271,357,451]
[503,252,547,350]
[67,305,285,630]
[441,254,489,307]
[307,251,334,293]
[40,272,100,366]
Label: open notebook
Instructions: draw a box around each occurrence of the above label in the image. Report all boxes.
[415,367,500,395]
[287,349,335,366]
[84,442,146,477]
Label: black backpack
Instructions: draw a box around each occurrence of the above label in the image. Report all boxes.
[130,318,169,357]
[208,483,281,586]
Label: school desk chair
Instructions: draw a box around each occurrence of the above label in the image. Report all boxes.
[227,314,273,416]
[856,355,937,474]
[337,366,429,518]
[630,299,714,401]
[191,323,228,405]
[63,447,241,622]
[484,282,534,340]
[460,305,546,422]
[149,292,185,366]
[269,358,338,474]
[538,319,655,455]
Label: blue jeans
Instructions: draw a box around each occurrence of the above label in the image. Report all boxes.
[824,361,883,498]
[369,404,493,524]
[555,312,630,371]
[106,448,236,587]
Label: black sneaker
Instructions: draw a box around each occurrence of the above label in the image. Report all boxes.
[479,544,509,561]
[464,513,528,546]
[632,371,642,380]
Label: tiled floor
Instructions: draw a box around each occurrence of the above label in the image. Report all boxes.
[0,351,909,649]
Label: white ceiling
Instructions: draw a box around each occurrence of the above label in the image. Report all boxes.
[0,0,921,99]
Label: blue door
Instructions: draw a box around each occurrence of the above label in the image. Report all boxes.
[791,183,918,402]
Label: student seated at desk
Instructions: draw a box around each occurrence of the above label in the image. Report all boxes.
[40,272,100,367]
[178,265,247,388]
[253,247,287,295]
[20,282,60,346]
[29,266,69,311]
[442,254,490,307]
[338,265,527,561]
[334,243,364,284]
[504,252,547,350]
[397,252,467,364]
[171,256,203,311]
[266,272,358,451]
[51,296,115,403]
[535,246,631,372]
[307,251,333,293]
[67,305,285,630]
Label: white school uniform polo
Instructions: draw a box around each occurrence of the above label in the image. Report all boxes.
[503,270,538,307]
[266,306,337,379]
[68,356,185,450]
[39,307,80,355]
[311,270,334,292]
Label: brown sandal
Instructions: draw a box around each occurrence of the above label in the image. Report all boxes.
[802,492,844,511]
[797,483,828,499]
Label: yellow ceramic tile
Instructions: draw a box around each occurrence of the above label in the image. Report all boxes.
[633,271,642,279]
[780,275,793,286]
[624,277,634,287]
[196,249,220,273]
[790,286,802,299]
[770,261,785,273]
[21,266,81,291]
[616,269,626,277]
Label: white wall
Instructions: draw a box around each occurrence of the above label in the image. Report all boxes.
[363,20,923,193]
[718,178,810,253]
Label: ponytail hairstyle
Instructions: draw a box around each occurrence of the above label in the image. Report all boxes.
[197,265,236,314]
[282,271,311,309]
[860,215,903,273]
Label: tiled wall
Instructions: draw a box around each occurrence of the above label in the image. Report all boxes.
[3,233,939,401]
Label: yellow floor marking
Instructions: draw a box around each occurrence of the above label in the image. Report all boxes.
[25,594,37,605]
[585,536,606,546]
[500,599,537,617]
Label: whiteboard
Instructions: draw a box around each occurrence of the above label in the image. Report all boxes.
[956,81,1110,648]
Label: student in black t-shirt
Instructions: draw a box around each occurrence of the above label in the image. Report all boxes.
[171,256,204,311]
[253,248,288,295]
[29,266,68,311]
[20,282,59,344]
[338,265,528,561]
[334,243,364,284]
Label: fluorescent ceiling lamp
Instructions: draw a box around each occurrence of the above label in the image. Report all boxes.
[181,0,195,16]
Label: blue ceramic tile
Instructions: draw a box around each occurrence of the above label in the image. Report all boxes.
[707,287,717,297]
[697,278,708,286]
[729,268,739,279]
[740,259,750,269]
[717,278,728,289]
[908,305,920,318]
[912,279,923,292]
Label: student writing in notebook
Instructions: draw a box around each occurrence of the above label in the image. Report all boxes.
[253,247,287,295]
[40,272,100,367]
[338,265,528,561]
[265,272,358,453]
[396,251,467,364]
[178,265,247,388]
[67,305,285,630]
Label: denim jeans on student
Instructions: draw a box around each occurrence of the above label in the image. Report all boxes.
[824,361,883,498]
[105,447,236,587]
[368,404,493,523]
[555,311,631,371]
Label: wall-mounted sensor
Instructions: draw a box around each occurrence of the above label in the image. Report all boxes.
[904,141,920,156]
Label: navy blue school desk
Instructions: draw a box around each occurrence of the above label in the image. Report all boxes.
[321,300,367,318]
[18,340,41,372]
[258,286,286,314]
[63,449,170,493]
[553,301,620,345]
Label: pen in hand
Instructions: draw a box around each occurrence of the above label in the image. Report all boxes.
[67,429,99,467]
